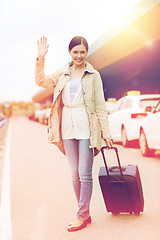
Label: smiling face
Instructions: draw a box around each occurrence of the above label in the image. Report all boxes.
[69,44,88,67]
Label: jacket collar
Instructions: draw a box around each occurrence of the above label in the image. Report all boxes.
[61,61,95,75]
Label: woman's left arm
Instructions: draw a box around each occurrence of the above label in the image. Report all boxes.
[94,72,113,147]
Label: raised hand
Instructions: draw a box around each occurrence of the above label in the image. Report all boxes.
[37,36,49,59]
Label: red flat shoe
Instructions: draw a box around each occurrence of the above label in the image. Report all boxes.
[69,216,92,227]
[85,216,92,224]
[67,221,87,232]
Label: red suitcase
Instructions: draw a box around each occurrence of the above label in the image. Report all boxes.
[99,146,144,215]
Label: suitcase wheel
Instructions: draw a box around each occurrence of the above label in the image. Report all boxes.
[134,212,140,216]
[112,213,119,216]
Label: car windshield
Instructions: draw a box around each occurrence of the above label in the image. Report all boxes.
[139,98,160,108]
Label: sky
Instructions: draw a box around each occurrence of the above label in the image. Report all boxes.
[0,0,140,102]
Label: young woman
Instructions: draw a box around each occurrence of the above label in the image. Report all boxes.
[35,36,112,232]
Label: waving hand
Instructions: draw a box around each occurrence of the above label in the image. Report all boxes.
[37,36,49,59]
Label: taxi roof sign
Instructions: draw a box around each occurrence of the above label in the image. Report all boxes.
[127,91,141,96]
[106,98,117,102]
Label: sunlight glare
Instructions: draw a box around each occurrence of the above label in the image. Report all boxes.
[75,0,141,43]
[105,0,141,28]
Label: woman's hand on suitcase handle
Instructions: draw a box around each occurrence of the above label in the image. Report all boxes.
[105,139,113,148]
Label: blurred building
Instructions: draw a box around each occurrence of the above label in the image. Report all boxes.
[32,0,160,104]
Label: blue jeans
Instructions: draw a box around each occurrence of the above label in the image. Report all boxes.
[63,139,93,221]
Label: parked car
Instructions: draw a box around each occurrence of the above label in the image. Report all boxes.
[43,108,51,125]
[108,93,160,147]
[38,109,48,124]
[106,98,117,114]
[139,101,160,156]
[33,108,51,124]
[34,109,42,122]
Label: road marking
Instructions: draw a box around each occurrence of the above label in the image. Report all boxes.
[0,121,12,240]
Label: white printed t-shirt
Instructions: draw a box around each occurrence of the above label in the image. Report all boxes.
[62,78,90,140]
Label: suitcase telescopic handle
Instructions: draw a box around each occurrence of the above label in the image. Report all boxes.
[101,146,124,180]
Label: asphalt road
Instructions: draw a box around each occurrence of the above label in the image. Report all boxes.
[0,117,160,240]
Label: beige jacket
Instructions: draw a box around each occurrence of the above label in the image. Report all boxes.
[35,59,111,155]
